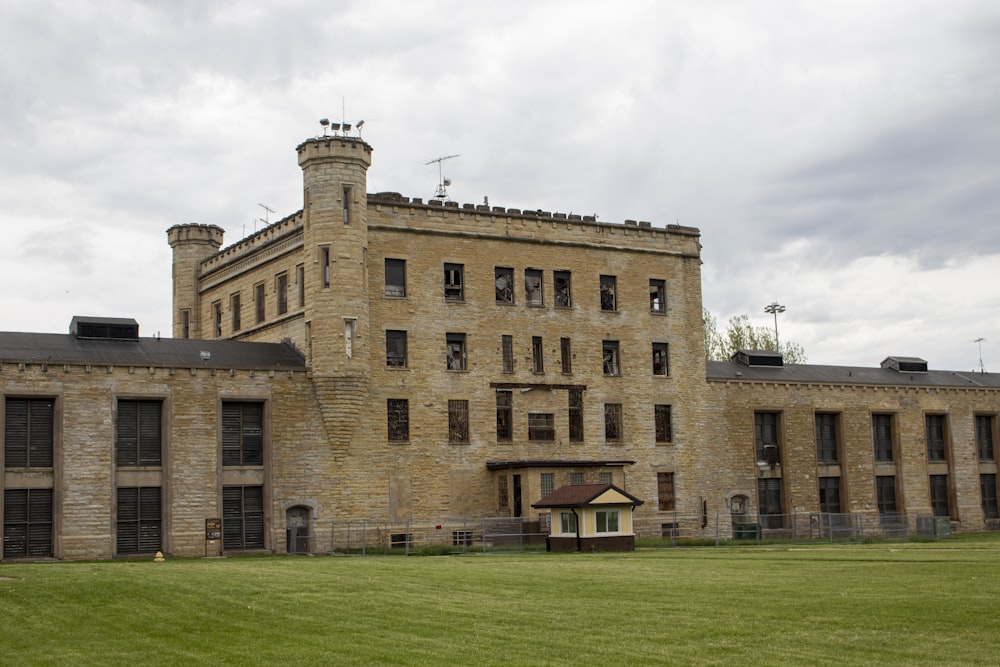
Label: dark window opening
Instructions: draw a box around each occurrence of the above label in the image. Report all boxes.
[276,273,288,315]
[525,269,543,306]
[231,293,241,332]
[116,486,161,555]
[532,336,544,373]
[448,400,469,444]
[223,485,264,550]
[528,413,555,441]
[254,283,266,324]
[4,398,54,468]
[446,333,467,370]
[649,279,666,313]
[554,271,572,308]
[386,330,407,368]
[116,400,162,467]
[387,399,409,442]
[819,476,841,513]
[502,335,514,373]
[603,340,620,376]
[600,275,617,311]
[652,342,669,376]
[3,488,52,558]
[655,405,672,443]
[976,415,995,461]
[873,414,894,462]
[604,403,622,443]
[930,474,950,518]
[876,476,899,520]
[222,402,263,466]
[495,267,514,304]
[444,263,464,301]
[496,391,512,442]
[568,389,584,442]
[385,258,406,297]
[755,412,779,465]
[815,413,839,464]
[981,473,998,519]
[926,414,947,462]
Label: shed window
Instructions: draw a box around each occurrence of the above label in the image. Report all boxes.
[560,511,577,535]
[595,510,620,533]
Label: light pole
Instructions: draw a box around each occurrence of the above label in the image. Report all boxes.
[764,302,786,350]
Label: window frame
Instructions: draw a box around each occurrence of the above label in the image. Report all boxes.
[2,488,53,558]
[815,413,839,464]
[525,269,544,306]
[981,473,998,519]
[600,275,617,311]
[495,267,514,304]
[444,263,464,301]
[276,272,288,316]
[560,511,577,535]
[222,484,265,550]
[448,399,469,444]
[254,282,266,324]
[446,332,467,371]
[531,336,544,373]
[976,415,996,462]
[387,399,409,442]
[554,270,572,308]
[568,389,584,443]
[655,404,672,443]
[384,258,406,297]
[501,335,514,373]
[755,411,780,465]
[604,403,623,443]
[818,476,841,513]
[595,509,621,534]
[925,414,948,462]
[528,413,555,442]
[929,474,950,518]
[496,390,513,443]
[231,292,241,332]
[386,330,407,368]
[602,340,621,376]
[657,471,675,512]
[649,279,666,314]
[872,413,894,462]
[222,402,264,467]
[116,486,162,555]
[4,397,55,468]
[116,399,162,467]
[652,342,669,376]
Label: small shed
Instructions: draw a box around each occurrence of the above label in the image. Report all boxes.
[532,483,644,552]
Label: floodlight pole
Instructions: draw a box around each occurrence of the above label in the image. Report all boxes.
[764,302,786,350]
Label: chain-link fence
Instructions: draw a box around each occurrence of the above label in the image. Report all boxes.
[632,511,954,546]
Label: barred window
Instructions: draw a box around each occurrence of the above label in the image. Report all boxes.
[655,405,672,443]
[815,413,839,464]
[604,403,622,443]
[387,399,409,442]
[568,389,584,443]
[976,415,995,461]
[872,414,894,462]
[926,415,947,462]
[657,472,675,511]
[502,335,514,373]
[560,337,572,374]
[496,390,512,442]
[448,400,469,444]
[528,413,555,441]
[541,472,555,498]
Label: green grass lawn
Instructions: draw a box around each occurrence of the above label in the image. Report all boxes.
[2,536,999,666]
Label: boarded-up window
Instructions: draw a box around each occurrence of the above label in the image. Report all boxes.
[3,488,52,558]
[116,486,162,554]
[116,400,162,467]
[657,472,675,511]
[222,402,263,466]
[223,485,264,550]
[4,398,54,468]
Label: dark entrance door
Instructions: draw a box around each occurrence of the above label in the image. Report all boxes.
[285,506,310,554]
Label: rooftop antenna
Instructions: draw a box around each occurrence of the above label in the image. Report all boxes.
[426,154,459,201]
[257,203,275,231]
[973,337,987,373]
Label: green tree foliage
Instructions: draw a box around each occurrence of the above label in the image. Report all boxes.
[704,309,807,364]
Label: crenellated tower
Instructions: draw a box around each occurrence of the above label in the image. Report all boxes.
[167,223,225,338]
[296,136,373,451]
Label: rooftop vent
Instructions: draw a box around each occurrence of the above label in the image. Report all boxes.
[881,356,928,373]
[70,316,139,341]
[732,349,784,368]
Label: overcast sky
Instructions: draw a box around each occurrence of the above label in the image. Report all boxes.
[2,0,998,372]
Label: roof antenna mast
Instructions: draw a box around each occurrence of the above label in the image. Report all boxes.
[426,154,460,201]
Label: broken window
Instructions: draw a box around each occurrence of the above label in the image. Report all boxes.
[386,330,407,368]
[496,390,512,442]
[560,337,572,374]
[231,293,241,332]
[655,405,672,443]
[525,269,543,306]
[276,272,288,316]
[501,335,514,373]
[532,336,544,373]
[385,258,406,297]
[600,275,617,311]
[387,399,409,442]
[495,267,514,304]
[254,282,265,324]
[652,342,669,376]
[602,340,620,376]
[528,413,555,441]
[568,389,584,442]
[755,411,780,464]
[446,333,467,370]
[448,400,469,443]
[604,403,622,443]
[554,270,572,308]
[444,263,464,301]
[649,279,666,314]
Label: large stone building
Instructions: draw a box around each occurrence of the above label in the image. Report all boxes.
[2,133,998,560]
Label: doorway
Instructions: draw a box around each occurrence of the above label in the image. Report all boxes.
[285,506,310,554]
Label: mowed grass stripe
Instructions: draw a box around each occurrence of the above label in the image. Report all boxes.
[1,540,999,666]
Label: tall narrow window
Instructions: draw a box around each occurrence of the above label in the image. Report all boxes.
[649,279,666,313]
[872,414,894,462]
[525,269,543,306]
[655,405,672,443]
[222,485,264,550]
[444,263,464,301]
[755,411,779,464]
[600,275,617,311]
[602,340,620,376]
[757,478,783,528]
[981,474,998,519]
[560,511,577,534]
[560,338,572,374]
[528,413,555,441]
[387,399,409,442]
[554,270,572,308]
[446,333,467,370]
[222,402,263,466]
[497,476,510,511]
[876,476,898,520]
[116,400,162,467]
[276,272,288,315]
[815,413,839,464]
[652,342,669,376]
[501,335,514,373]
[976,415,995,461]
[604,403,623,443]
[297,264,305,307]
[657,472,675,511]
[929,474,950,517]
[4,398,54,468]
[495,267,514,304]
[231,293,241,332]
[213,301,222,338]
[448,400,469,444]
[3,488,53,558]
[386,330,407,368]
[321,246,331,289]
[926,414,947,462]
[116,487,161,554]
[532,336,544,373]
[254,282,266,324]
[181,309,190,339]
[385,258,406,297]
[568,389,584,442]
[342,186,352,224]
[540,472,555,498]
[496,390,512,442]
[818,477,841,513]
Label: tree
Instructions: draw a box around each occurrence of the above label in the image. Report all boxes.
[703,308,807,364]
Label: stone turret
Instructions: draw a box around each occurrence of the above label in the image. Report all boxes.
[167,223,225,339]
[296,136,373,450]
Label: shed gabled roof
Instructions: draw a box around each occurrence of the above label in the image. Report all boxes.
[532,483,644,509]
